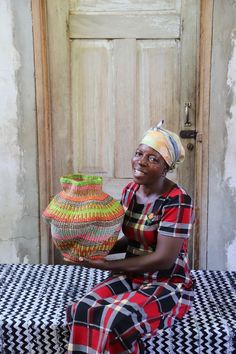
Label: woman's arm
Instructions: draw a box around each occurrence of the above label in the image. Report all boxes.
[77,234,183,273]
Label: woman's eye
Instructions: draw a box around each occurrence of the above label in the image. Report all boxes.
[135,151,142,157]
[148,156,159,163]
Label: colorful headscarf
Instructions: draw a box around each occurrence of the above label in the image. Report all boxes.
[140,120,185,169]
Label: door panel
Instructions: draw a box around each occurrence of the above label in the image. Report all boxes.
[69,13,180,39]
[72,40,114,176]
[114,39,137,179]
[46,0,199,265]
[71,39,181,183]
[70,0,181,12]
[136,40,180,141]
[136,40,181,184]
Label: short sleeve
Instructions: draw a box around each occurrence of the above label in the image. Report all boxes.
[158,193,194,239]
[120,182,137,210]
[121,186,127,206]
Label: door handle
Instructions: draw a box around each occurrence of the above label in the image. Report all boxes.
[184,102,192,127]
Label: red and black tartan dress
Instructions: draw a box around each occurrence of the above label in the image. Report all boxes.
[67,182,195,354]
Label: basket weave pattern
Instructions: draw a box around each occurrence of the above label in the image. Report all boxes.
[43,174,124,261]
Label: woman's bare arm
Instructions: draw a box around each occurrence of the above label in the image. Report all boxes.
[78,234,184,274]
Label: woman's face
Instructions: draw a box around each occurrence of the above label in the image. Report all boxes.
[131,144,168,185]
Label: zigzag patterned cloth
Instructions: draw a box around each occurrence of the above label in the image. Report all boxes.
[0,264,235,354]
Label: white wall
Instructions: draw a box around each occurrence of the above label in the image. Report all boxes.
[0,0,39,263]
[0,0,235,268]
[208,0,236,270]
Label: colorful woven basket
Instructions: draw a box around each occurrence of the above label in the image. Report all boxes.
[42,174,124,261]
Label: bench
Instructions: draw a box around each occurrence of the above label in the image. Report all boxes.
[0,264,235,353]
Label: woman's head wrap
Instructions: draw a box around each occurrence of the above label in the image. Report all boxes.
[140,120,185,170]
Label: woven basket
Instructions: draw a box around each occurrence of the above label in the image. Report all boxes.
[42,174,124,261]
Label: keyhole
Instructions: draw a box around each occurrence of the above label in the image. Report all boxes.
[187,143,194,151]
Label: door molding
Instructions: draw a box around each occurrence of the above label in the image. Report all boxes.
[194,0,213,269]
[32,0,54,263]
[32,0,212,267]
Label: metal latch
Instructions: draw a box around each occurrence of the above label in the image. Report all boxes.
[179,130,197,139]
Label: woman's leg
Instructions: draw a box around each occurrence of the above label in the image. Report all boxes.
[67,278,194,354]
[67,275,142,354]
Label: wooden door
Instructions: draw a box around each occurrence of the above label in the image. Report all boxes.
[45,0,199,264]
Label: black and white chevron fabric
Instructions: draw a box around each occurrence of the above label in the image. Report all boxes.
[0,265,235,354]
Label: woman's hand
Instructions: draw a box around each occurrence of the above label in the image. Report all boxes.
[76,257,109,270]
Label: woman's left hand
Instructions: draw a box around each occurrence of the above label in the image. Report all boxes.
[76,257,109,270]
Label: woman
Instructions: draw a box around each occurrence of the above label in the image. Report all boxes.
[67,122,195,354]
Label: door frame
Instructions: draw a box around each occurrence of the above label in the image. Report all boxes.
[194,0,214,269]
[32,0,54,264]
[32,0,213,268]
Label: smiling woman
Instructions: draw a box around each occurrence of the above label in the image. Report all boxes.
[132,145,169,195]
[66,122,195,354]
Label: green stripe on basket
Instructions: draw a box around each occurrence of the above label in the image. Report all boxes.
[48,202,122,217]
[60,174,102,186]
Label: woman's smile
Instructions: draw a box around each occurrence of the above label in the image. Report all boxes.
[133,168,147,176]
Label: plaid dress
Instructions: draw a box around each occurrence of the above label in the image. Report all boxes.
[67,182,195,354]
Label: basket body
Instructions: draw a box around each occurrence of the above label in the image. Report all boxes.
[42,174,124,261]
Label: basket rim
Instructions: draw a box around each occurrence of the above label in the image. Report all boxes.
[60,174,103,186]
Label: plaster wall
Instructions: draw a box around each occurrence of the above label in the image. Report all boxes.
[208,0,236,270]
[0,0,39,263]
[0,0,236,268]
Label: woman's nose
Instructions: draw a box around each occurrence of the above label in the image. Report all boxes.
[138,155,148,166]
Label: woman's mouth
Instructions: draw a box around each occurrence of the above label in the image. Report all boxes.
[133,169,147,176]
